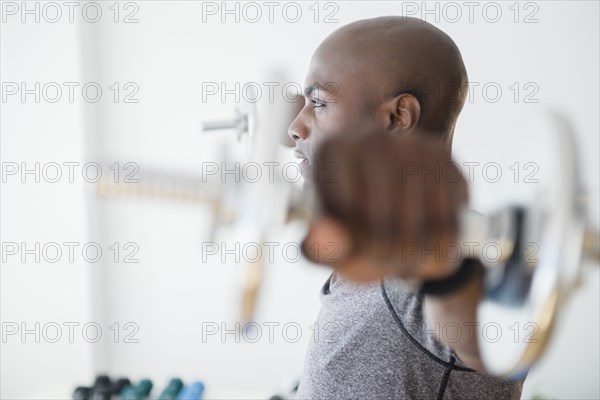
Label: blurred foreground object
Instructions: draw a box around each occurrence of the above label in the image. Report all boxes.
[95,81,598,376]
[307,110,599,377]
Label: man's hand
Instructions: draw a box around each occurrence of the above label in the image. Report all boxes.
[302,130,468,283]
[301,130,486,371]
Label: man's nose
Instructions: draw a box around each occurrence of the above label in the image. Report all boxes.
[288,114,309,142]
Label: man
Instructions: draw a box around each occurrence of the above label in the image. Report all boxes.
[288,16,524,399]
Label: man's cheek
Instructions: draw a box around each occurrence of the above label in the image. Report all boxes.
[311,127,340,152]
[306,134,325,162]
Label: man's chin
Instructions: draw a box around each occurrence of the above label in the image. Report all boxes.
[299,159,312,180]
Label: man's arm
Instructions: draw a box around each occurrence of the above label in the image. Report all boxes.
[303,132,489,370]
[423,270,486,371]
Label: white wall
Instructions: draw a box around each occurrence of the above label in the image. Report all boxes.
[1,10,94,398]
[2,1,598,399]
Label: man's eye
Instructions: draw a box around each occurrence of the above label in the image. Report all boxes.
[311,98,325,108]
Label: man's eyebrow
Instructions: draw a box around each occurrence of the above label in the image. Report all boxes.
[304,83,333,97]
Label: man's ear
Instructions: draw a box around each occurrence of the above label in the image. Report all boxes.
[387,93,421,134]
[301,217,352,266]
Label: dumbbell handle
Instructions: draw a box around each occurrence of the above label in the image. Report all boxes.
[200,105,252,143]
[201,117,243,132]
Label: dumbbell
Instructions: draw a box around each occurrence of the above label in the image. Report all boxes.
[120,379,153,400]
[471,111,599,377]
[176,381,205,400]
[90,378,131,400]
[73,375,113,400]
[157,378,184,400]
[268,378,300,400]
[206,99,600,377]
[100,73,599,378]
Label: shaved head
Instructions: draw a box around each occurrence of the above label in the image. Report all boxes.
[315,16,468,141]
[289,17,469,176]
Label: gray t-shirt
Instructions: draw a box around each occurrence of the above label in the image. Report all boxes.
[296,272,524,399]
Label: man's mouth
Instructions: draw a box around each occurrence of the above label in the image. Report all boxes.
[294,150,311,177]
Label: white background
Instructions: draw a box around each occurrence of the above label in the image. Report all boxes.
[2,1,599,398]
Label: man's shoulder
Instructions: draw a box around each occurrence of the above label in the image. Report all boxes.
[316,272,421,333]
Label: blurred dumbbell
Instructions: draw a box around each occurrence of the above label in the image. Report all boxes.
[120,379,153,400]
[176,382,205,400]
[73,387,91,400]
[268,379,300,400]
[157,378,184,400]
[89,378,131,400]
[73,375,112,400]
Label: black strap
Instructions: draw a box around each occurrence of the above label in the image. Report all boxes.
[421,258,484,296]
